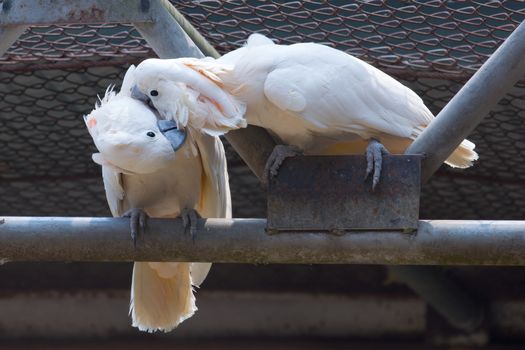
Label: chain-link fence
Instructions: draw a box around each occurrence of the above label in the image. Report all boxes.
[1,0,524,220]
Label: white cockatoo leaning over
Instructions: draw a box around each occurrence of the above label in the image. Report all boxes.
[132,34,478,188]
[84,65,231,332]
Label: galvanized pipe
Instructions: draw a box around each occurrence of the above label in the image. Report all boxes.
[0,217,524,266]
[406,19,525,183]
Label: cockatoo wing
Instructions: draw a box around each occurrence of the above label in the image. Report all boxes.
[194,132,231,219]
[100,164,125,217]
[190,131,232,286]
[262,50,434,139]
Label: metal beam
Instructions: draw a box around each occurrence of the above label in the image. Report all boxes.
[0,25,26,57]
[0,0,153,26]
[132,0,203,60]
[406,20,525,183]
[1,217,525,265]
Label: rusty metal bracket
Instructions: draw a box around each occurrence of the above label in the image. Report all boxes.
[267,155,421,234]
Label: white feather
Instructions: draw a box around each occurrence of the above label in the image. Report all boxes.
[134,58,246,135]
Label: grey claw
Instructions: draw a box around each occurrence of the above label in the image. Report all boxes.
[139,212,147,236]
[180,208,200,243]
[372,146,383,190]
[182,212,189,229]
[365,146,374,180]
[122,208,148,248]
[262,145,303,187]
[364,138,389,191]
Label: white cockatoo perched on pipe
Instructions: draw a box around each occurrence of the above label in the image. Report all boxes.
[132,34,478,187]
[84,65,231,332]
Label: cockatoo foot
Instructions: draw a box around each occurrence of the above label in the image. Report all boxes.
[122,208,148,248]
[180,208,200,243]
[262,144,303,186]
[365,138,390,191]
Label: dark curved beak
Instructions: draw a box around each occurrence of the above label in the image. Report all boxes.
[157,119,187,152]
[131,85,149,103]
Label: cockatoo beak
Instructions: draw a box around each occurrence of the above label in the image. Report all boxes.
[131,85,150,103]
[157,119,187,152]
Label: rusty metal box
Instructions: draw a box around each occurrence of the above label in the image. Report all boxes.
[267,155,421,233]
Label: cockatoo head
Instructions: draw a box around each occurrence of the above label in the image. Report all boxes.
[84,66,187,175]
[132,58,247,136]
[132,59,195,129]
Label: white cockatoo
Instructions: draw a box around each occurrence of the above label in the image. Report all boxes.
[131,34,478,187]
[84,65,231,332]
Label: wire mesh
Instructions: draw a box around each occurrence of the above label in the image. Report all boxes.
[0,1,524,220]
[2,1,524,74]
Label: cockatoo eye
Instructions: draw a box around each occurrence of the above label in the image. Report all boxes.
[146,131,156,138]
[150,90,159,97]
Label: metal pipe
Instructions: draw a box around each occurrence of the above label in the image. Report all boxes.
[132,1,203,61]
[224,127,276,179]
[406,20,525,183]
[0,0,153,26]
[0,26,26,57]
[1,217,525,266]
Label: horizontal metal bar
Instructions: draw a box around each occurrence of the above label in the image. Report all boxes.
[0,0,153,26]
[406,20,525,183]
[1,217,525,265]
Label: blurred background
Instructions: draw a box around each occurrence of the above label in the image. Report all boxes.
[1,1,525,348]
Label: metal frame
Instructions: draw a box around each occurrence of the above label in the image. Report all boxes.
[0,0,153,25]
[1,217,525,266]
[0,26,26,57]
[2,0,525,335]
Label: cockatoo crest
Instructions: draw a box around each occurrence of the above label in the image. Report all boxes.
[134,58,247,136]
